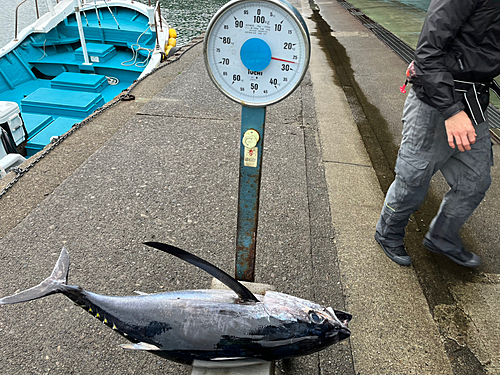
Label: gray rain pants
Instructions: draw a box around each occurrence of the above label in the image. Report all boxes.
[376,89,493,252]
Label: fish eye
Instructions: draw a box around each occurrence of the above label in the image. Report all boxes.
[309,311,324,324]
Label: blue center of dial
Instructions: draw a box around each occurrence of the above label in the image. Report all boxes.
[240,38,272,72]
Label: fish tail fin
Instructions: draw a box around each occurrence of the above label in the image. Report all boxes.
[0,247,70,305]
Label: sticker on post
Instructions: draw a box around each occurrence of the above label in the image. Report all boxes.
[242,129,260,149]
[244,147,258,168]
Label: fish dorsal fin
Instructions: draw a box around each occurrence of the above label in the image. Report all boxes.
[143,242,259,303]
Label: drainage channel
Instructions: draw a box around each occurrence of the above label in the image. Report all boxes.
[308,0,487,373]
[335,0,500,136]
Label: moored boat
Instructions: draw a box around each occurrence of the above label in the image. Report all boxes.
[0,0,176,173]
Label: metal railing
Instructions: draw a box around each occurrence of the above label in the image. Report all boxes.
[153,1,163,49]
[13,0,64,41]
[14,0,40,41]
[14,0,164,44]
[154,1,163,31]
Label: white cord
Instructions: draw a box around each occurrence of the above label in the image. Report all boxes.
[121,26,154,68]
[37,39,47,60]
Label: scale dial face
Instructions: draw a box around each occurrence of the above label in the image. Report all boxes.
[204,0,310,107]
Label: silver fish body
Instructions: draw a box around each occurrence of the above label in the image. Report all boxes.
[0,247,351,365]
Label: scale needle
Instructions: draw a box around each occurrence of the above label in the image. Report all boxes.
[271,57,296,64]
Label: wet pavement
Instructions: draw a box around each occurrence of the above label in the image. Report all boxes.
[1,0,500,374]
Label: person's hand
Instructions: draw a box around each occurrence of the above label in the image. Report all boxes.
[444,110,476,152]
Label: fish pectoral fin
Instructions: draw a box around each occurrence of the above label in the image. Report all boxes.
[133,291,150,295]
[210,357,248,361]
[143,242,259,302]
[193,358,269,368]
[120,342,161,351]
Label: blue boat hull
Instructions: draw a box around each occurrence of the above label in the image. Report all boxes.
[0,1,170,157]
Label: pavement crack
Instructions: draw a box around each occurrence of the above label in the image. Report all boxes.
[324,160,371,168]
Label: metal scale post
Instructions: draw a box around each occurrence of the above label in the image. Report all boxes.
[236,106,266,281]
[204,0,310,282]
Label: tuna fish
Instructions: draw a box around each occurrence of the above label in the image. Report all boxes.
[0,242,351,367]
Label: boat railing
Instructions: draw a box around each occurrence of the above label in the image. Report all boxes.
[14,0,63,41]
[14,0,40,41]
[153,1,163,50]
[14,0,164,45]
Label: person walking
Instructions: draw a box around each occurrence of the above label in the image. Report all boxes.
[375,0,500,267]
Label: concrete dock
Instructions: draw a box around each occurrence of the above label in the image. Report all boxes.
[1,0,499,374]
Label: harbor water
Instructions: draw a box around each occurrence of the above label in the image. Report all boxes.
[345,0,430,47]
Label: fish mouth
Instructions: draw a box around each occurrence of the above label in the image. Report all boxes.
[326,307,352,326]
[325,307,351,341]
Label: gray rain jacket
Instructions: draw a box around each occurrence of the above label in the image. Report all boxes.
[412,0,500,120]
